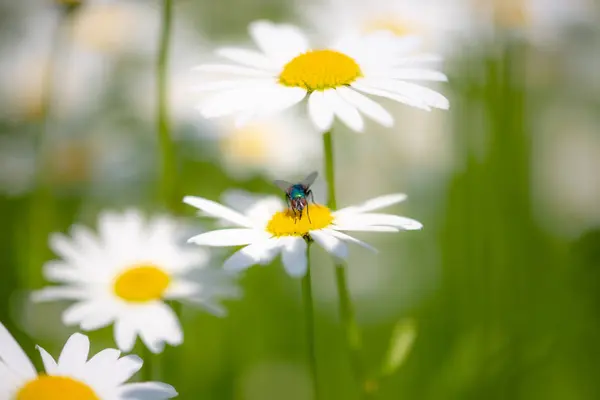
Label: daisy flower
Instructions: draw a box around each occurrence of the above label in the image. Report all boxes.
[0,322,176,399]
[472,0,594,46]
[183,192,422,278]
[193,20,449,133]
[33,210,237,354]
[206,113,322,181]
[300,0,472,54]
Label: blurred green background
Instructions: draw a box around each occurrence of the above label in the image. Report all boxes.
[1,0,600,399]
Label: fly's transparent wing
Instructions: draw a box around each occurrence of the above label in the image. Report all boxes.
[273,180,293,193]
[300,171,318,188]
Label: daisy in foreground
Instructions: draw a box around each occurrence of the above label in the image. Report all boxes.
[33,210,238,354]
[194,20,449,133]
[0,322,176,399]
[183,192,422,277]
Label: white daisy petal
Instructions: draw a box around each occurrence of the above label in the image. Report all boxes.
[216,47,277,71]
[184,196,253,228]
[235,86,307,126]
[190,79,274,92]
[192,64,271,77]
[49,233,85,265]
[324,89,364,132]
[308,90,335,132]
[325,229,378,253]
[113,355,143,385]
[63,301,98,326]
[385,80,450,109]
[165,280,199,299]
[351,80,432,111]
[332,224,399,232]
[395,54,443,65]
[341,213,423,230]
[361,78,449,110]
[114,318,138,353]
[84,348,121,377]
[199,87,271,119]
[42,261,83,283]
[336,193,407,214]
[336,86,393,127]
[57,333,90,374]
[0,324,36,379]
[388,69,448,82]
[249,20,309,65]
[188,228,266,246]
[32,287,89,302]
[223,239,282,272]
[311,230,349,259]
[281,237,308,278]
[36,345,59,375]
[119,382,178,399]
[79,307,116,332]
[154,303,183,348]
[193,300,228,317]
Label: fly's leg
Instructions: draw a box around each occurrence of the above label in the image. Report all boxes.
[306,204,312,224]
[307,189,316,205]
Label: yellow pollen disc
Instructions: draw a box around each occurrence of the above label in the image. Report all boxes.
[266,204,333,237]
[16,375,99,400]
[113,264,170,303]
[278,50,362,91]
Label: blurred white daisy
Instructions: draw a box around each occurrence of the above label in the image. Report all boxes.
[300,0,472,54]
[0,0,160,121]
[33,210,238,354]
[0,322,177,399]
[66,0,159,56]
[208,113,322,180]
[183,192,422,278]
[472,0,595,45]
[194,20,449,133]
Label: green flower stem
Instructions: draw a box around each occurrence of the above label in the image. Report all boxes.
[322,131,337,209]
[156,0,183,321]
[155,0,180,385]
[322,131,369,397]
[142,347,158,381]
[27,7,77,287]
[156,0,177,212]
[302,243,319,399]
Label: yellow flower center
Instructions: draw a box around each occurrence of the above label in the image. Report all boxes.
[16,375,99,400]
[113,264,170,303]
[266,204,333,237]
[220,124,269,165]
[363,17,416,37]
[278,50,362,92]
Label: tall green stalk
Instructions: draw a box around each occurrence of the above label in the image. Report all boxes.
[156,0,177,212]
[27,5,78,287]
[322,131,369,396]
[301,244,319,399]
[155,0,184,387]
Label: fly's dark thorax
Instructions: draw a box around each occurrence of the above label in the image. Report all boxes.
[289,185,306,199]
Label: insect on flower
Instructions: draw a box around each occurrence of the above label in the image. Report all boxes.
[274,171,318,223]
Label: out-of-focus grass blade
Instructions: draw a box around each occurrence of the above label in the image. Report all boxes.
[381,319,417,377]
